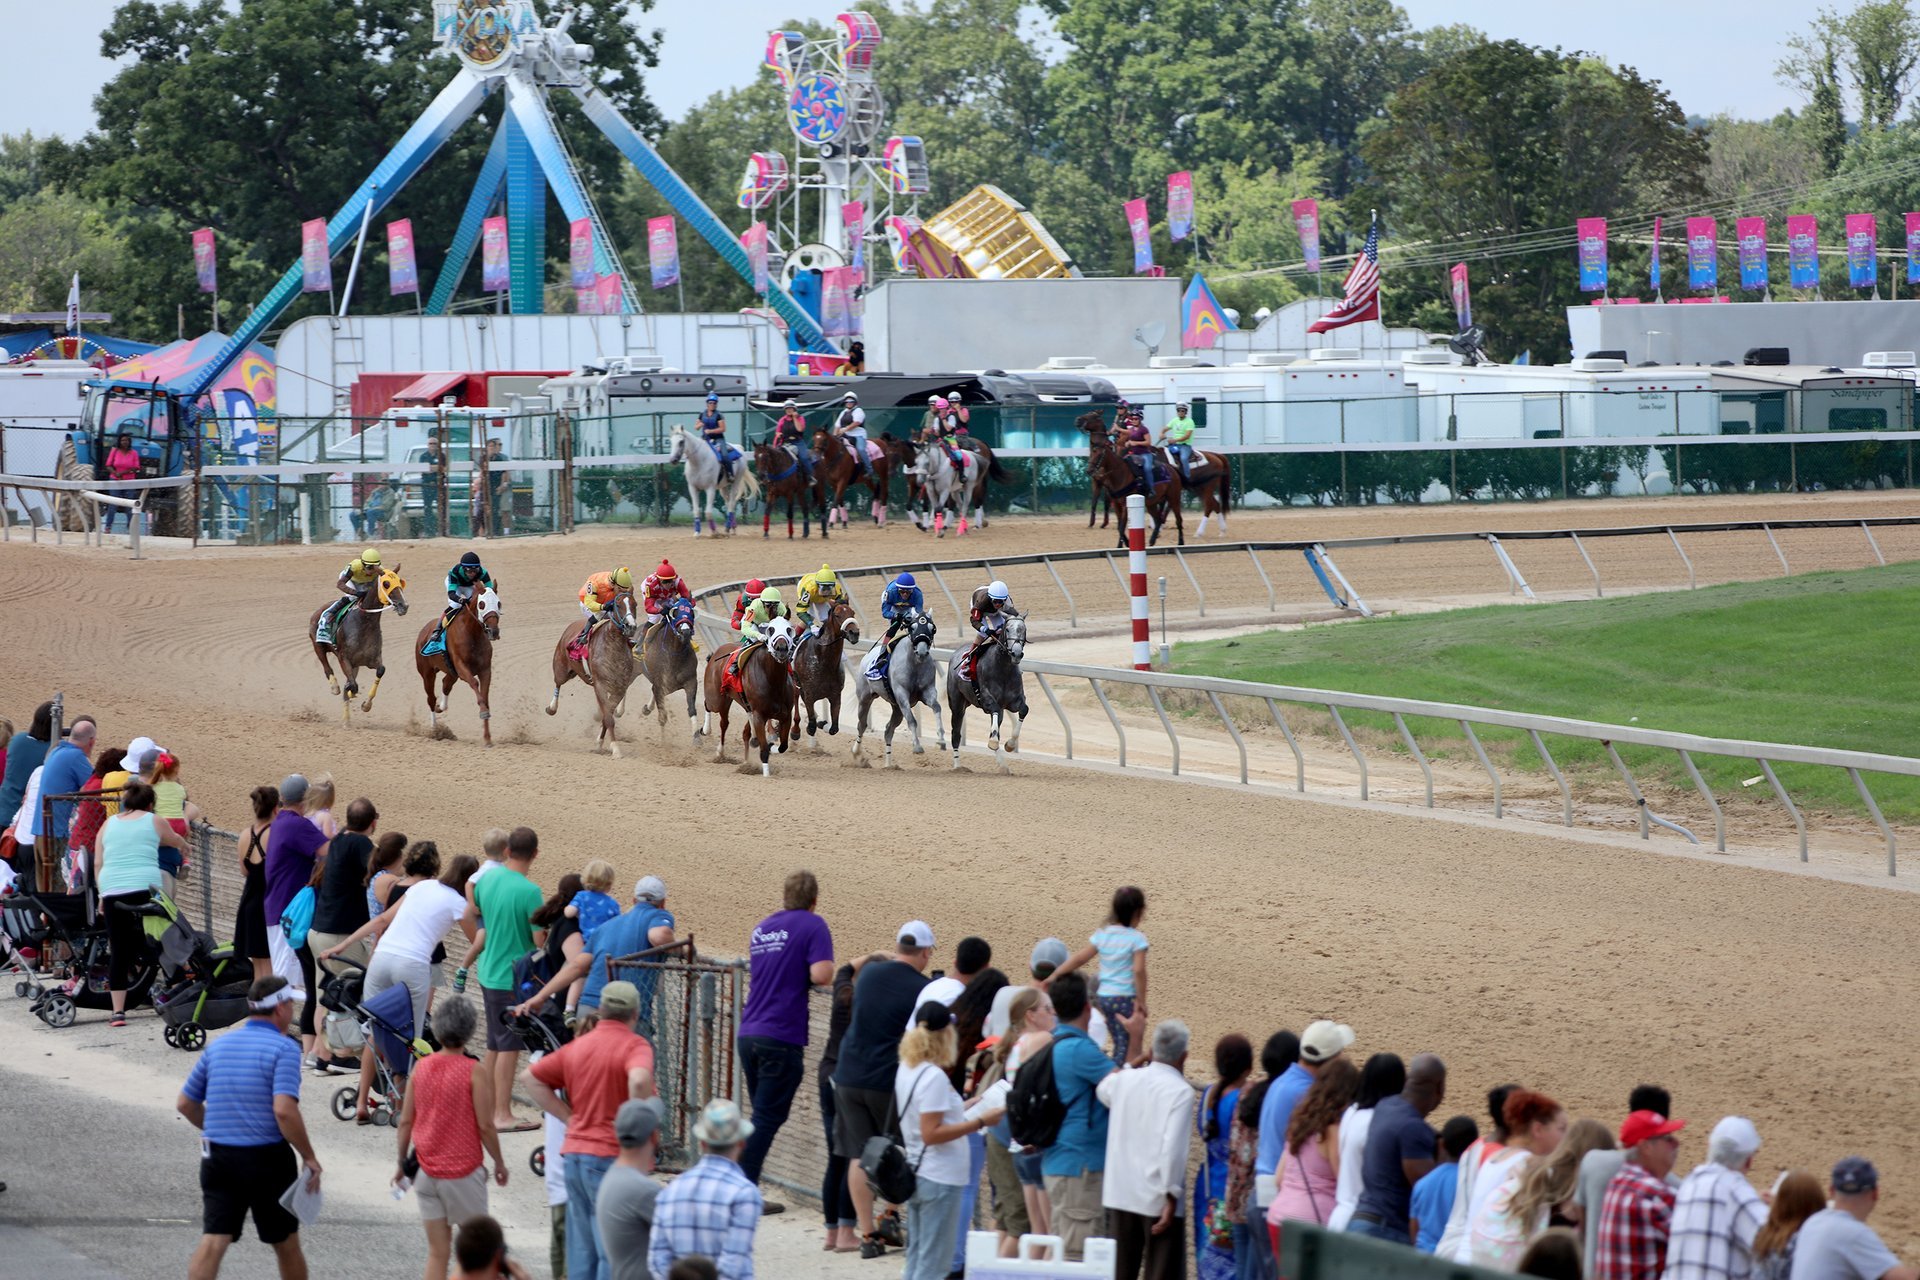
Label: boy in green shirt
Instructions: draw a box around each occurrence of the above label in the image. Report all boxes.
[467,826,546,1130]
[1160,402,1198,480]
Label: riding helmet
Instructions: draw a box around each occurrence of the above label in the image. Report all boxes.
[988,580,1010,601]
[656,561,675,580]
[895,572,915,588]
[817,562,836,582]
[843,391,858,403]
[706,392,718,403]
[784,398,799,409]
[612,567,634,589]
[460,551,481,567]
[746,578,766,595]
[934,396,950,412]
[360,547,382,565]
[758,585,784,604]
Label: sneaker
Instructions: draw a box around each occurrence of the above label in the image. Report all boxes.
[108,1013,127,1028]
[859,1235,888,1260]
[875,1209,906,1248]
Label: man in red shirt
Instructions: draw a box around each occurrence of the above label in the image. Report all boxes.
[527,981,657,1280]
[1594,1110,1687,1280]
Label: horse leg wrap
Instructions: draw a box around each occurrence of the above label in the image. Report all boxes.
[933,512,945,535]
[957,517,969,537]
[693,516,702,535]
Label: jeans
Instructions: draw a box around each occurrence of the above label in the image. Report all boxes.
[564,1152,615,1280]
[1346,1216,1409,1245]
[951,1129,988,1272]
[736,1035,805,1184]
[903,1178,967,1280]
[1238,1198,1276,1280]
[819,1072,856,1229]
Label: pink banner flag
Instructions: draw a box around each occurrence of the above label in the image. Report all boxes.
[595,273,624,315]
[192,227,217,295]
[1124,197,1152,272]
[1292,198,1321,272]
[1787,214,1819,288]
[1736,216,1767,290]
[1650,215,1663,291]
[1846,213,1878,288]
[1576,217,1608,292]
[386,219,418,296]
[569,218,595,288]
[481,215,510,293]
[575,281,601,315]
[300,219,330,294]
[1167,171,1194,242]
[1907,213,1920,285]
[742,222,769,295]
[843,200,866,268]
[1449,262,1471,329]
[1686,216,1718,290]
[648,216,679,289]
[821,266,855,337]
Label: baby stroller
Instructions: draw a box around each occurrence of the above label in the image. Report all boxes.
[507,1005,569,1179]
[319,958,429,1126]
[7,887,169,1028]
[154,911,250,1051]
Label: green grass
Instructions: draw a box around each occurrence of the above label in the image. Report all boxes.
[1172,564,1920,820]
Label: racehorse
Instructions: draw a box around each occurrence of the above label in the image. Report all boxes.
[811,429,891,528]
[879,432,924,516]
[912,437,983,537]
[668,425,760,536]
[947,612,1029,774]
[310,568,409,724]
[790,600,860,748]
[702,618,798,776]
[752,438,825,540]
[635,597,704,745]
[910,431,1006,534]
[416,586,500,748]
[1081,410,1119,529]
[853,610,946,767]
[546,590,643,757]
[1082,421,1184,547]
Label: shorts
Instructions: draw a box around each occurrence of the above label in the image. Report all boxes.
[201,1141,301,1244]
[1013,1149,1046,1188]
[831,1082,895,1161]
[416,1165,489,1223]
[483,986,527,1052]
[986,1135,1031,1236]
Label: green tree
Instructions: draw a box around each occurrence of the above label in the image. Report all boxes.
[1298,0,1427,201]
[1703,113,1823,204]
[0,191,123,314]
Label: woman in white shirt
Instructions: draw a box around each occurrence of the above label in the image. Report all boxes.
[1463,1090,1569,1269]
[319,842,477,1038]
[895,1000,1005,1280]
[997,987,1057,1239]
[1327,1053,1406,1232]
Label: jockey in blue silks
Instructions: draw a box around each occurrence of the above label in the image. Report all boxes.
[863,571,926,678]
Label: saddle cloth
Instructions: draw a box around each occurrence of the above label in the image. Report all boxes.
[420,630,448,659]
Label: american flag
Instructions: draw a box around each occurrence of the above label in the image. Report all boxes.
[1307,214,1380,333]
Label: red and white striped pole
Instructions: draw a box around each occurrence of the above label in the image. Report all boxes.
[1128,493,1151,669]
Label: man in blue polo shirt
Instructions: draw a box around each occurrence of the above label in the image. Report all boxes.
[176,976,323,1279]
[1043,971,1142,1262]
[511,876,676,1034]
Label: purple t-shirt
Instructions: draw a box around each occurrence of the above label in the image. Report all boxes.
[263,809,327,921]
[738,909,833,1046]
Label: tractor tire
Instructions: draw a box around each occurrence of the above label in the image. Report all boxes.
[55,439,94,532]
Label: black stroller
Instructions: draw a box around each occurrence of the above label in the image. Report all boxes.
[3,887,167,1027]
[154,911,250,1051]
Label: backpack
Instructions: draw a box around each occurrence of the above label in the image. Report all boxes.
[861,1067,932,1204]
[280,886,315,951]
[1006,1040,1068,1151]
[512,944,560,1007]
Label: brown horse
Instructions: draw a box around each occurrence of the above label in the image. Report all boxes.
[791,600,859,748]
[753,439,825,540]
[636,597,704,745]
[812,429,892,529]
[1080,411,1121,529]
[1167,443,1233,537]
[416,586,500,747]
[702,619,798,776]
[1083,422,1183,546]
[546,590,642,757]
[879,432,923,513]
[309,568,409,725]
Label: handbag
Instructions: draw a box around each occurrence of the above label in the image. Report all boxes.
[281,885,315,950]
[861,1067,930,1205]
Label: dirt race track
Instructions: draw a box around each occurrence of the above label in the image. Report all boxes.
[6,491,1920,1249]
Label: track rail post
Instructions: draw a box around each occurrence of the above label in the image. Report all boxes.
[1606,741,1650,840]
[1207,691,1249,784]
[1757,759,1806,863]
[1849,768,1897,875]
[1762,524,1790,576]
[1568,531,1603,596]
[1088,678,1127,768]
[1327,706,1367,800]
[1460,721,1501,817]
[1863,520,1887,566]
[1677,749,1726,851]
[1246,546,1276,611]
[1667,527,1695,589]
[1529,730,1573,826]
[1146,685,1180,776]
[1264,698,1306,792]
[1393,713,1433,807]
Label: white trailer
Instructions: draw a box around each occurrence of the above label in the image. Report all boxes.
[0,359,94,522]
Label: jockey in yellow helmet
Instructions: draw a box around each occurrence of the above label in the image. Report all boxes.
[318,548,383,645]
[578,566,636,640]
[794,563,847,637]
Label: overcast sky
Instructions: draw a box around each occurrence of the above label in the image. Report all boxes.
[11,0,1813,142]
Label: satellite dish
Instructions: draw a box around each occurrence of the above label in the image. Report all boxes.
[1253,306,1273,323]
[1223,307,1241,328]
[1133,321,1168,359]
[781,242,846,286]
[1447,324,1491,366]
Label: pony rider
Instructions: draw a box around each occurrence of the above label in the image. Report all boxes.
[833,392,871,476]
[697,393,738,480]
[1159,400,1198,481]
[318,547,383,645]
[726,585,794,687]
[641,560,696,652]
[794,562,847,638]
[959,579,1014,681]
[773,399,814,481]
[863,571,924,678]
[730,578,767,633]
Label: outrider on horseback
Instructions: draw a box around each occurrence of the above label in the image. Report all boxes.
[310,547,409,724]
[669,393,760,536]
[756,399,827,539]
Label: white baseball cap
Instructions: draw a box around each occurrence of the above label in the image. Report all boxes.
[898,920,935,949]
[633,875,668,903]
[1300,1019,1355,1064]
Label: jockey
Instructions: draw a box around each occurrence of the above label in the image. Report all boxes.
[730,578,767,632]
[318,547,383,644]
[833,392,870,475]
[697,393,734,479]
[1124,420,1163,488]
[863,571,924,676]
[773,399,814,480]
[794,562,847,636]
[961,579,1013,679]
[445,551,495,609]
[728,586,792,682]
[642,560,691,620]
[578,566,635,639]
[928,397,969,471]
[1159,401,1197,480]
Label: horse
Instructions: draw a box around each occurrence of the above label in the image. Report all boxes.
[853,610,946,767]
[946,612,1029,774]
[702,618,799,776]
[309,568,409,725]
[416,586,501,747]
[1163,444,1233,538]
[791,600,860,749]
[635,597,704,746]
[952,434,1010,528]
[1082,422,1183,547]
[546,590,643,757]
[811,428,891,528]
[752,439,825,540]
[1079,410,1119,529]
[912,438,983,537]
[668,425,760,536]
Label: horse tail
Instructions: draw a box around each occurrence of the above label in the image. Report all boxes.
[1218,461,1232,516]
[739,467,762,503]
[986,449,1010,482]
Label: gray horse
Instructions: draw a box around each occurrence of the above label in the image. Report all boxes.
[854,610,946,766]
[636,598,705,745]
[946,611,1028,773]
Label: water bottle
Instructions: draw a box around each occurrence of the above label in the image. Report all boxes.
[392,1176,412,1200]
[453,966,468,994]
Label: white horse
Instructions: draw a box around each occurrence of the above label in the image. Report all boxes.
[913,439,982,537]
[668,425,760,536]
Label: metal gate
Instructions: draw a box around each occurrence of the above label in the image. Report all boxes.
[609,939,743,1167]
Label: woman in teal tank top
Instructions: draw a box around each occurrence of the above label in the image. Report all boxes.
[94,781,187,1026]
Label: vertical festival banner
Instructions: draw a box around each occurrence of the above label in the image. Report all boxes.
[386,220,418,296]
[843,200,865,268]
[595,273,624,315]
[1292,198,1321,272]
[1787,215,1819,288]
[1686,216,1718,290]
[1449,262,1472,329]
[1167,171,1194,243]
[1907,213,1920,285]
[1736,217,1768,291]
[1846,213,1878,288]
[192,228,217,294]
[575,279,601,315]
[569,218,596,288]
[820,266,853,337]
[1576,218,1608,292]
[300,219,330,293]
[480,215,510,293]
[742,222,769,295]
[1124,197,1153,272]
[1650,216,1662,292]
[648,216,679,289]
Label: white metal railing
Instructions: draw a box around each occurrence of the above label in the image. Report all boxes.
[0,472,191,559]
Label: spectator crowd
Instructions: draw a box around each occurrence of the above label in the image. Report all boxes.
[4,700,1918,1280]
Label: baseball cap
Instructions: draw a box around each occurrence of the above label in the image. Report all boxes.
[1833,1156,1880,1194]
[913,1000,954,1032]
[1619,1110,1687,1148]
[1709,1116,1762,1163]
[598,981,641,1018]
[1029,937,1070,974]
[279,774,309,805]
[898,920,935,949]
[615,1098,664,1148]
[692,1097,755,1146]
[1299,1020,1355,1065]
[634,875,667,903]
